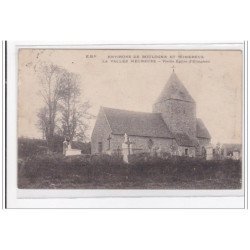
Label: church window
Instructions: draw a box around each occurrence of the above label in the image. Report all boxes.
[185,148,188,156]
[98,142,103,153]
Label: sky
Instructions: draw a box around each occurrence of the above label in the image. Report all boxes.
[18,49,242,144]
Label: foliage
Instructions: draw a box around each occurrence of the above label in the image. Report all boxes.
[18,137,91,157]
[72,141,91,154]
[18,137,48,158]
[36,62,93,151]
[36,63,66,149]
[58,71,93,142]
[52,134,65,153]
[18,153,242,189]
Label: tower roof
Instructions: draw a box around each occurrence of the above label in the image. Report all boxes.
[155,71,195,104]
[196,118,211,139]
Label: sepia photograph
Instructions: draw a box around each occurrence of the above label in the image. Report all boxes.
[17,47,243,190]
[1,2,250,250]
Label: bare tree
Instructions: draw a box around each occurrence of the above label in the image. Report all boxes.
[59,71,92,142]
[36,63,65,149]
[37,62,92,150]
[37,107,49,140]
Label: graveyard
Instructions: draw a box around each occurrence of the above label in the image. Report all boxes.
[17,137,242,189]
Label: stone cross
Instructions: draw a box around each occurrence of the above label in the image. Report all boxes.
[124,133,133,154]
[122,133,133,163]
[107,135,112,150]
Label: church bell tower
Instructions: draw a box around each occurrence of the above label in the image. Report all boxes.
[153,70,197,139]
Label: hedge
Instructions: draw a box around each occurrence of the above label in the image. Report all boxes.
[18,153,242,188]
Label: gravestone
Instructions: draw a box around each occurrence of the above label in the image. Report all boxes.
[106,135,112,155]
[65,142,82,156]
[63,138,68,155]
[205,144,213,160]
[233,151,240,160]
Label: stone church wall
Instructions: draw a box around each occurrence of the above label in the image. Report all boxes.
[130,136,175,153]
[153,99,197,138]
[110,135,197,157]
[91,108,112,154]
[110,134,177,155]
[108,134,124,153]
[178,146,196,157]
[109,135,210,157]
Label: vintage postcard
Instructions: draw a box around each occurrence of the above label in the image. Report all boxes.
[15,44,244,198]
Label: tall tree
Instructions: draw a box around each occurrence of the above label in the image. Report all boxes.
[59,71,92,142]
[36,63,64,149]
[37,106,49,140]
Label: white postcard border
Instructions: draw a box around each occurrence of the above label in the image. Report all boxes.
[6,41,246,208]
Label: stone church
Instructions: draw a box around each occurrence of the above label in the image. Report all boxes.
[91,71,211,157]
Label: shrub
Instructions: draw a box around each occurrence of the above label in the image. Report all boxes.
[18,137,92,158]
[128,153,150,164]
[18,152,242,189]
[18,137,48,158]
